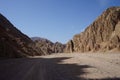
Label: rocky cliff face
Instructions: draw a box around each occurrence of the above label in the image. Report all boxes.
[0,14,42,58]
[65,7,120,53]
[0,13,65,58]
[31,37,65,55]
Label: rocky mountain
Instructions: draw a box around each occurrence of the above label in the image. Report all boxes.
[31,37,65,55]
[1,6,119,58]
[0,13,65,58]
[0,13,43,58]
[65,7,120,53]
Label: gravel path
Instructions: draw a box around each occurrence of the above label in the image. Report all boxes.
[0,53,120,80]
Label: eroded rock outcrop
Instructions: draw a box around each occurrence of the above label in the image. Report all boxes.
[65,7,120,53]
[0,14,43,58]
[0,13,65,58]
[31,37,65,55]
[54,42,65,53]
[64,40,74,53]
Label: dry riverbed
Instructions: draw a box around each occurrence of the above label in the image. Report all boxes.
[0,53,120,80]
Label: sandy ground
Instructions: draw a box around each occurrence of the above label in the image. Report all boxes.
[0,53,120,80]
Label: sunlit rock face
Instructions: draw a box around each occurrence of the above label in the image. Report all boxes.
[65,7,120,53]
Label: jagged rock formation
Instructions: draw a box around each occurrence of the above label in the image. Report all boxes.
[31,37,65,55]
[65,7,120,53]
[54,42,65,53]
[0,14,43,58]
[64,40,74,53]
[0,13,65,58]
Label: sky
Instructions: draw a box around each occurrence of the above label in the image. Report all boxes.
[0,0,120,43]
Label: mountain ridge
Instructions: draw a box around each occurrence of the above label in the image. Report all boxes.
[0,6,120,58]
[0,13,43,58]
[65,6,120,53]
[31,37,65,55]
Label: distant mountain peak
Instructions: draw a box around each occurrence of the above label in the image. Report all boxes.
[31,37,65,55]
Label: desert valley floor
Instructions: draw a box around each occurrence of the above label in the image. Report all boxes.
[0,53,120,80]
